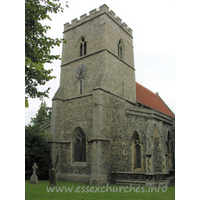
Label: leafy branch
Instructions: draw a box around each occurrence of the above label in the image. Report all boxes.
[25,0,68,106]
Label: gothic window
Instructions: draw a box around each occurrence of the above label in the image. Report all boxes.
[73,128,86,162]
[118,40,123,59]
[80,37,87,56]
[134,132,141,169]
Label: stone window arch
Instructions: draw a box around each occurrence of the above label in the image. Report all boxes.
[80,37,87,57]
[131,131,143,172]
[133,132,141,169]
[73,127,86,162]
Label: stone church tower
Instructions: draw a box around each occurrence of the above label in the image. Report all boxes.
[50,4,175,186]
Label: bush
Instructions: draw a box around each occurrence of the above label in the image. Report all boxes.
[25,125,52,180]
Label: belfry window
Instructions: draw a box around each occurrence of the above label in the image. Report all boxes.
[118,40,123,59]
[73,128,86,162]
[134,133,141,168]
[80,37,87,56]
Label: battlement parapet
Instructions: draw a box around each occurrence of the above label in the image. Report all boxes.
[64,4,132,36]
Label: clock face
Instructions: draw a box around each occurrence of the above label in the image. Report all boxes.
[75,64,86,79]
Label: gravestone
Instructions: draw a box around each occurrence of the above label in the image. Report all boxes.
[30,163,38,184]
[49,169,57,187]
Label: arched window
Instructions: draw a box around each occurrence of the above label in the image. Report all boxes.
[134,133,141,168]
[131,131,143,172]
[73,128,86,162]
[80,37,87,57]
[118,40,123,59]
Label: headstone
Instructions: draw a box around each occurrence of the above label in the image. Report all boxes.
[49,169,57,187]
[30,163,38,184]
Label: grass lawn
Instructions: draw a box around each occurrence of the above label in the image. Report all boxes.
[25,180,175,200]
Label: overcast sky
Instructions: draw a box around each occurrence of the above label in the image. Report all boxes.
[25,0,175,125]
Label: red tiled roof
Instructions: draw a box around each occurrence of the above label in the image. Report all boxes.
[136,82,175,118]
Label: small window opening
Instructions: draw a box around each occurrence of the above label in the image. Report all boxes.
[134,133,141,168]
[80,37,87,57]
[80,80,82,94]
[118,40,123,59]
[84,42,87,55]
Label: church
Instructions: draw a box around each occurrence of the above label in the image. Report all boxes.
[49,4,175,186]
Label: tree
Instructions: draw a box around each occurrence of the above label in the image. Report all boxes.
[25,0,67,106]
[25,100,52,180]
[25,125,52,180]
[30,100,51,127]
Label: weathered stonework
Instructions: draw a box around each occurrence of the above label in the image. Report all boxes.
[49,4,175,186]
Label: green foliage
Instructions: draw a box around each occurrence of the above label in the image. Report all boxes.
[25,99,29,108]
[25,57,55,100]
[30,100,51,127]
[25,100,52,180]
[25,0,67,102]
[40,131,53,142]
[25,125,52,180]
